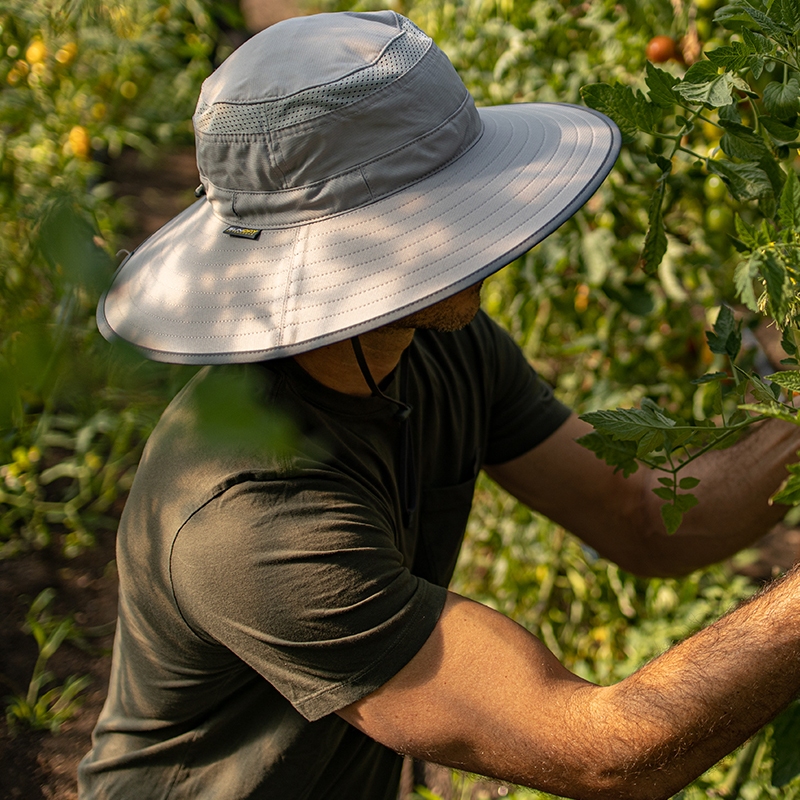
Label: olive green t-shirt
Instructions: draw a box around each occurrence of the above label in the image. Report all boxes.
[78,311,570,800]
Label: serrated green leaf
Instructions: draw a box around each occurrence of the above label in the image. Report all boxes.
[739,401,800,425]
[691,371,729,384]
[657,476,673,486]
[707,159,774,203]
[781,328,798,356]
[738,4,792,40]
[763,251,790,321]
[706,305,741,358]
[760,116,799,144]
[771,463,800,506]
[660,502,683,535]
[705,43,754,72]
[576,431,640,477]
[773,0,800,33]
[763,78,800,120]
[734,254,760,311]
[637,428,665,458]
[778,169,800,230]
[676,69,740,109]
[719,120,771,160]
[653,486,675,501]
[742,26,775,53]
[679,476,701,490]
[673,492,699,513]
[641,177,669,275]
[646,150,672,172]
[704,29,772,74]
[749,372,781,403]
[766,370,800,392]
[734,214,758,247]
[771,700,800,785]
[581,83,661,141]
[580,404,677,442]
[645,62,679,108]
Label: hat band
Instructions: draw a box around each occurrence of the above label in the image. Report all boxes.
[205,93,483,230]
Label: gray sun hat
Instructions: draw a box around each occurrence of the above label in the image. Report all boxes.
[97,10,621,364]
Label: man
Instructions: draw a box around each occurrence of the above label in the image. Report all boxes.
[80,10,800,800]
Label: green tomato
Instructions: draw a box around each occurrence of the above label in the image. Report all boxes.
[705,204,734,234]
[703,174,727,202]
[696,18,711,40]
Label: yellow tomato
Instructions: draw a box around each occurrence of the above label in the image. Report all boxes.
[25,39,47,64]
[55,42,78,65]
[68,125,91,159]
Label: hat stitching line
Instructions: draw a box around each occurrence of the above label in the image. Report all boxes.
[360,166,375,201]
[203,88,473,218]
[278,225,304,346]
[265,114,288,189]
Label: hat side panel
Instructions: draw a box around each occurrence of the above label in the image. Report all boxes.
[271,46,468,188]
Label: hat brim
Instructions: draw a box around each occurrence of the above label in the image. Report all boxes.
[98,102,620,364]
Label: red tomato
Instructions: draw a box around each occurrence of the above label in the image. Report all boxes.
[646,35,677,63]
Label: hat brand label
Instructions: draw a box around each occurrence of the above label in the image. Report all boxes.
[224,225,261,240]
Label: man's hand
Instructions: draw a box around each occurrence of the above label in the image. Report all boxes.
[339,574,800,800]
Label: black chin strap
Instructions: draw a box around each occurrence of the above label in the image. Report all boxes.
[351,337,417,527]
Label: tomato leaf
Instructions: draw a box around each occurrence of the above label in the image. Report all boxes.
[645,62,679,108]
[706,305,741,359]
[778,169,800,230]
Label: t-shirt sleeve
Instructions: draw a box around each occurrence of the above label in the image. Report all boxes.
[477,313,572,465]
[170,476,447,722]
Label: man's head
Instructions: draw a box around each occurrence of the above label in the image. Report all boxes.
[97,11,620,365]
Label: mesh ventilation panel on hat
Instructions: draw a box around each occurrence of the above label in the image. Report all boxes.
[193,17,431,136]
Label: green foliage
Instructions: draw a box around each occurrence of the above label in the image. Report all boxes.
[0,408,153,558]
[5,588,91,733]
[576,1,800,534]
[0,0,236,557]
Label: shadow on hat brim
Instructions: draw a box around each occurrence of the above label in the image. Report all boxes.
[98,102,620,364]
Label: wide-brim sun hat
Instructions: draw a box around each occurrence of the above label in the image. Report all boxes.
[97,10,621,364]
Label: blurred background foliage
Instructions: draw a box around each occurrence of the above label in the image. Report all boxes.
[2,0,800,797]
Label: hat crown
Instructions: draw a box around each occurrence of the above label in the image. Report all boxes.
[192,11,483,229]
[195,12,431,128]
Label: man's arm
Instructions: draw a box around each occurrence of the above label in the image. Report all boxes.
[339,576,800,800]
[485,413,800,576]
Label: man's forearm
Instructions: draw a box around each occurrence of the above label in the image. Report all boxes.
[566,563,800,799]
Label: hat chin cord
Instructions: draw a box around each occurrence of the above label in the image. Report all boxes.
[350,336,417,527]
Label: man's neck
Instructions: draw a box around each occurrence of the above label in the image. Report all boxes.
[292,327,415,397]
